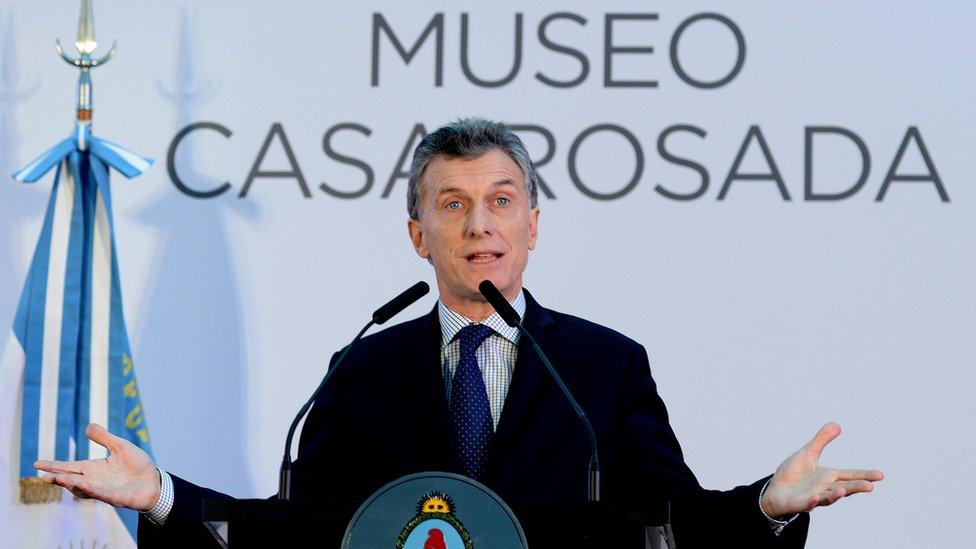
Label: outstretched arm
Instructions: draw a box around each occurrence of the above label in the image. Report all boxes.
[761,422,884,519]
[33,423,161,511]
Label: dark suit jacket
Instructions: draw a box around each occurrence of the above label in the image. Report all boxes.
[138,291,809,547]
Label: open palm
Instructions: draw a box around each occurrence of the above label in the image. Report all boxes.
[761,422,883,518]
[34,423,161,512]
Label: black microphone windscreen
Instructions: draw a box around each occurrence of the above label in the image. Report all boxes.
[372,281,430,324]
[478,280,521,327]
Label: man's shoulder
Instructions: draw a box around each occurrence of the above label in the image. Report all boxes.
[537,303,646,356]
[322,311,436,381]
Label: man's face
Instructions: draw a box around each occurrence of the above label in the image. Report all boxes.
[408,148,540,310]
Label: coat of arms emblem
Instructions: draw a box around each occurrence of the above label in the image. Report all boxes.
[396,492,474,549]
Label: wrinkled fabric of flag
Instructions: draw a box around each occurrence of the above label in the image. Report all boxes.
[0,121,152,546]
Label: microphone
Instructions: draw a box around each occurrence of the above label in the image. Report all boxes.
[373,281,431,325]
[278,281,430,500]
[478,280,602,502]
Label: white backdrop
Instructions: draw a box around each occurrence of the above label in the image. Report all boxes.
[1,2,974,547]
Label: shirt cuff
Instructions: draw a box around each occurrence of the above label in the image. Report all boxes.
[142,468,174,526]
[758,478,799,536]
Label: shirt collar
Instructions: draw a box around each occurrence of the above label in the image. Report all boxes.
[438,289,526,347]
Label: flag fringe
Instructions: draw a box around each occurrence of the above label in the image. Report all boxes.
[19,477,63,504]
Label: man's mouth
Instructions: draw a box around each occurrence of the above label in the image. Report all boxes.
[466,253,503,264]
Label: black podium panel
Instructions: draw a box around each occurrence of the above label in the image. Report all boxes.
[203,498,672,548]
[203,499,358,547]
[512,501,670,548]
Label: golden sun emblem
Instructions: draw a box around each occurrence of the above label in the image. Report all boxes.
[417,492,454,514]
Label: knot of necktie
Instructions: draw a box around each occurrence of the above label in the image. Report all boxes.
[458,323,495,355]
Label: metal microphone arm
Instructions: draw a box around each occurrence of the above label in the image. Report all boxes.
[277,281,429,500]
[516,322,601,503]
[278,320,373,500]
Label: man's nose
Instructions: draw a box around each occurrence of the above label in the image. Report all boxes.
[466,202,493,237]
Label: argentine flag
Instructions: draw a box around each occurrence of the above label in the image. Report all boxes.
[0,122,153,546]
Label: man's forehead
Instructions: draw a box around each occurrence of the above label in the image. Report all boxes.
[423,150,525,190]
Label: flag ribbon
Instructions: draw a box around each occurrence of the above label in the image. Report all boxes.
[11,121,153,505]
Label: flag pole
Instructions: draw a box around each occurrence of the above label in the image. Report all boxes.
[11,2,153,526]
[15,0,120,504]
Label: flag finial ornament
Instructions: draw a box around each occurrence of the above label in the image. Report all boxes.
[54,0,117,125]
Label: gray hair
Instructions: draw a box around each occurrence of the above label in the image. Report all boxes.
[407,118,540,220]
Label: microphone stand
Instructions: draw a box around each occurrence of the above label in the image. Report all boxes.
[278,281,430,500]
[278,320,373,500]
[516,323,601,503]
[478,280,601,502]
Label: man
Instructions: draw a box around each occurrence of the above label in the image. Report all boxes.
[35,119,883,546]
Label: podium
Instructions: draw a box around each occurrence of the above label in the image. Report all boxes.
[202,472,676,548]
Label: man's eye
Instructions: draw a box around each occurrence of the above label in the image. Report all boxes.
[495,197,510,206]
[446,201,462,210]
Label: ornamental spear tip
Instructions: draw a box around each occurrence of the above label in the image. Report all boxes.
[74,0,97,55]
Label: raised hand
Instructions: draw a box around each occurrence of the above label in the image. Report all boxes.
[761,422,883,519]
[33,423,160,512]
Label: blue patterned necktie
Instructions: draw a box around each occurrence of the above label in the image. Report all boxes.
[450,324,496,480]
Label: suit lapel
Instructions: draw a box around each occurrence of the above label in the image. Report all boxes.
[409,306,453,468]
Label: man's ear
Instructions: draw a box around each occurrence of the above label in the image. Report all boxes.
[527,208,540,250]
[407,218,429,259]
